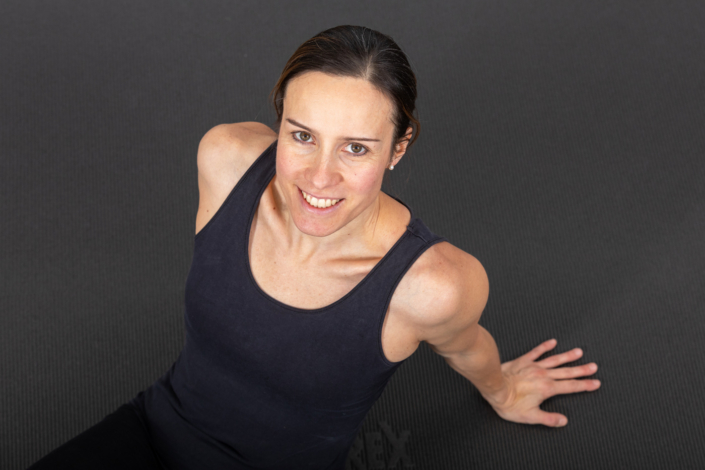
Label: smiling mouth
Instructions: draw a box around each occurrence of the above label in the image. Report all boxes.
[300,188,342,209]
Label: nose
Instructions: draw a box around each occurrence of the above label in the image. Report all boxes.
[305,149,339,190]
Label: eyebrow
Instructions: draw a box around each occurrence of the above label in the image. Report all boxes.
[285,118,381,142]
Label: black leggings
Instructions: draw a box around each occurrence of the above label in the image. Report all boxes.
[27,403,164,470]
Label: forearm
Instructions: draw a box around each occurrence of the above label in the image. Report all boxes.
[443,324,509,406]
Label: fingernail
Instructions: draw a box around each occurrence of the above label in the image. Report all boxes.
[559,418,567,426]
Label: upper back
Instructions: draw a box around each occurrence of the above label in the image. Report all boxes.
[195,122,277,236]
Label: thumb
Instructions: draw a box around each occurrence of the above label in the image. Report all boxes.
[527,409,568,427]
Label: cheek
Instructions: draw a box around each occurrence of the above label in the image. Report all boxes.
[351,166,385,197]
[275,149,302,180]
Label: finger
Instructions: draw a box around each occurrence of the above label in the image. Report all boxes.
[546,378,602,397]
[546,363,598,380]
[525,409,568,427]
[522,338,558,363]
[536,347,584,369]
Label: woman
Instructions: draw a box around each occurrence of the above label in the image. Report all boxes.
[30,25,600,470]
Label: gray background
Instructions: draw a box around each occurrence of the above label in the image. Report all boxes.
[2,0,704,468]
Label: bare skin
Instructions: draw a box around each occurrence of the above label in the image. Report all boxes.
[195,71,601,428]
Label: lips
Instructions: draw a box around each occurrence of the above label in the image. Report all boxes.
[299,188,343,209]
[297,187,344,213]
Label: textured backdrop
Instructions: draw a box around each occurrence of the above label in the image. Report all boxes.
[1,0,704,468]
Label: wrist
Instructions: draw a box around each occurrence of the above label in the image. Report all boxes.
[481,375,512,409]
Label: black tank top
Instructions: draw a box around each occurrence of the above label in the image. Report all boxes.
[131,140,447,470]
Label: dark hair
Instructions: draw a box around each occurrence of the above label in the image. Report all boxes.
[271,25,420,152]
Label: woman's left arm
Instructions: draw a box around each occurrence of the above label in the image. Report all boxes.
[416,247,600,428]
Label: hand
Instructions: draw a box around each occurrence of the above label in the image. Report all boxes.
[483,338,601,427]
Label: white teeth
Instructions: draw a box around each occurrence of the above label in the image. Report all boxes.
[301,190,340,208]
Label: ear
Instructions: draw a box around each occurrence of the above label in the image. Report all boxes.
[390,126,414,167]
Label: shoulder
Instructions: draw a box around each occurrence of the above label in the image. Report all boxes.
[195,122,277,235]
[393,241,490,344]
[197,122,277,184]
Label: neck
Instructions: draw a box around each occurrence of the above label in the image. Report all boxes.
[268,174,386,263]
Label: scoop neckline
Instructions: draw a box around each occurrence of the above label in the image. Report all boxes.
[244,169,416,314]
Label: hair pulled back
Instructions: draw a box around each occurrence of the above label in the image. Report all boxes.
[271,25,420,150]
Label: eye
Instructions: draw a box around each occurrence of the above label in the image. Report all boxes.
[293,131,313,143]
[345,142,368,155]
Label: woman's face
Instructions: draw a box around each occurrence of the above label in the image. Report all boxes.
[275,71,404,238]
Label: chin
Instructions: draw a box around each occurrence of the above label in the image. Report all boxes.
[292,216,340,238]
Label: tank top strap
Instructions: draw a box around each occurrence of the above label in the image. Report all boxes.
[193,139,277,254]
[350,198,448,321]
[241,139,278,210]
[386,192,447,245]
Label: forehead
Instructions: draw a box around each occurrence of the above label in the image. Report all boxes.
[283,71,395,139]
